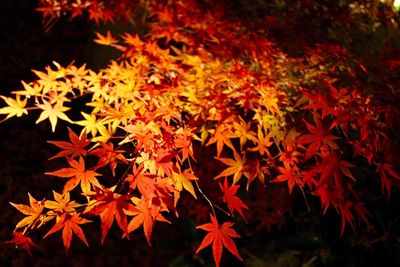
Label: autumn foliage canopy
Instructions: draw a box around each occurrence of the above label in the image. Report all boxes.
[2,0,400,266]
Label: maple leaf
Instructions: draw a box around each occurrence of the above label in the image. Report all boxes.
[282,128,302,149]
[172,169,197,198]
[46,156,101,194]
[174,131,195,162]
[299,118,339,160]
[353,201,371,229]
[88,2,105,25]
[122,33,144,47]
[36,99,72,132]
[10,193,46,231]
[206,126,236,158]
[233,119,257,149]
[85,186,129,244]
[243,159,268,187]
[0,94,28,121]
[12,80,42,97]
[377,163,400,197]
[44,213,91,254]
[260,89,282,115]
[94,31,119,46]
[302,91,333,118]
[6,232,37,256]
[196,214,243,267]
[171,169,197,206]
[279,147,302,169]
[120,121,157,152]
[313,184,338,214]
[248,126,273,156]
[45,191,81,215]
[215,151,245,184]
[339,201,354,236]
[313,154,355,190]
[153,148,178,177]
[89,142,128,176]
[48,128,91,159]
[126,164,158,201]
[75,112,108,139]
[272,166,303,193]
[124,197,170,246]
[219,178,248,222]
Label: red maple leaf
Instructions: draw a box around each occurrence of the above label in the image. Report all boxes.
[299,118,339,160]
[313,154,355,190]
[6,232,37,256]
[196,214,243,267]
[219,178,248,222]
[302,91,333,118]
[48,128,91,160]
[377,163,400,197]
[339,201,354,236]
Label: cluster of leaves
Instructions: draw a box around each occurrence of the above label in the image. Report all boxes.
[2,0,400,266]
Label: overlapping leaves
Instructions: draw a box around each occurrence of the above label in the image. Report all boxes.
[3,1,400,266]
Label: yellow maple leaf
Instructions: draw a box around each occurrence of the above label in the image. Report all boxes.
[75,112,108,138]
[0,94,28,121]
[36,100,72,132]
[45,191,81,214]
[12,81,42,97]
[215,151,245,184]
[172,169,197,199]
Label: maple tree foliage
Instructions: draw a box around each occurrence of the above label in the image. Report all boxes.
[2,0,400,266]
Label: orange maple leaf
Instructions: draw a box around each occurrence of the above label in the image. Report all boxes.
[272,166,303,193]
[126,164,158,201]
[196,214,243,267]
[122,33,144,47]
[94,31,119,46]
[44,213,91,254]
[89,142,128,176]
[123,197,170,246]
[248,126,274,157]
[206,126,236,158]
[10,193,46,231]
[48,128,91,159]
[46,156,101,194]
[85,186,129,244]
